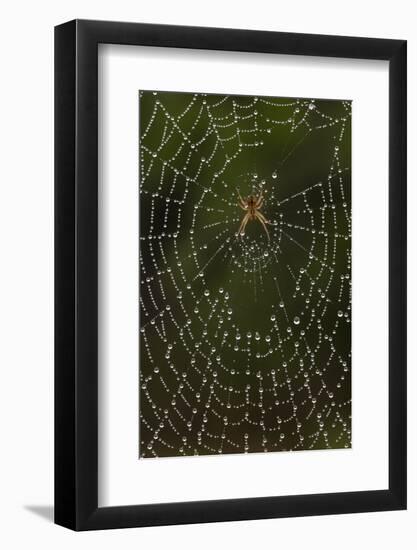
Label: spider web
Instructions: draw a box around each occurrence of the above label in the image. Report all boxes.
[139,90,351,458]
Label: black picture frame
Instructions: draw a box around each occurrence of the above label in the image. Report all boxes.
[55,19,407,531]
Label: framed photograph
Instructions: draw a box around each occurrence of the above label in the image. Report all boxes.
[55,19,406,530]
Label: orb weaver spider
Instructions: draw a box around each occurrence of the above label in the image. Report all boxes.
[236,188,271,241]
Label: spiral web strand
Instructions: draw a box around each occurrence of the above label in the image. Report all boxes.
[139,90,351,458]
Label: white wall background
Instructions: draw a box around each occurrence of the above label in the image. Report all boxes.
[0,0,414,548]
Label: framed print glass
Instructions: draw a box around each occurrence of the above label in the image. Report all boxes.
[55,19,406,530]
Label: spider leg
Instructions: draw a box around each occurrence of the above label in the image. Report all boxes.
[236,189,248,209]
[237,213,250,237]
[255,190,264,208]
[240,214,250,236]
[256,196,264,209]
[255,212,270,241]
[256,211,271,225]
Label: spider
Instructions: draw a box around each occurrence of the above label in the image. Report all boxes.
[236,188,271,241]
